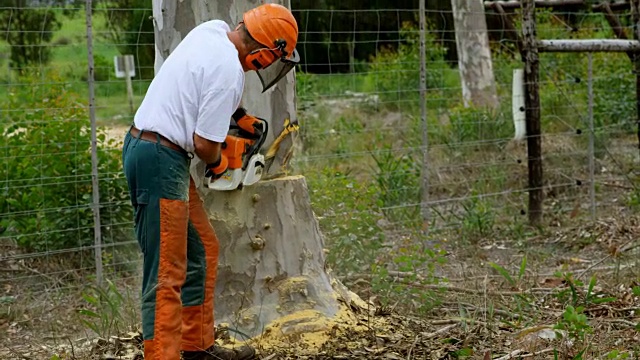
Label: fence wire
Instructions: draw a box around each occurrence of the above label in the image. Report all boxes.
[0,0,638,324]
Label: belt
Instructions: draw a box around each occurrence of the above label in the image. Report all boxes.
[129,126,190,157]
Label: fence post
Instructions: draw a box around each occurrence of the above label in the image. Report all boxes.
[632,0,640,154]
[521,0,543,226]
[85,0,103,285]
[419,0,430,234]
[587,53,596,221]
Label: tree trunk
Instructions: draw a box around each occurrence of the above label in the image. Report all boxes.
[451,0,499,110]
[151,0,354,340]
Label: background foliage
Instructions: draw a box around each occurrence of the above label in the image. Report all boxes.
[0,73,131,253]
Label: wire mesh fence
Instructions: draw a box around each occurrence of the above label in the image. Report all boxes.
[0,2,147,294]
[0,0,639,355]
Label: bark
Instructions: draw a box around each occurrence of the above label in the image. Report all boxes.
[451,0,499,110]
[193,173,354,337]
[522,0,543,226]
[151,0,351,340]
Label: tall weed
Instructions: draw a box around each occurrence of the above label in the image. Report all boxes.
[372,147,422,227]
[306,167,384,274]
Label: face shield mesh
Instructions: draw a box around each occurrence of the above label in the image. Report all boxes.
[256,49,300,92]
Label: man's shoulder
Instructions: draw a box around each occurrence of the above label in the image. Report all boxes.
[195,19,231,33]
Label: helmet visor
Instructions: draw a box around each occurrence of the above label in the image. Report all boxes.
[256,49,300,92]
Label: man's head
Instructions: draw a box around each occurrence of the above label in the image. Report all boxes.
[235,3,299,92]
[242,3,298,69]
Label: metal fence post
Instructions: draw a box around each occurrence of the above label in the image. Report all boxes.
[587,53,596,221]
[85,0,103,285]
[632,0,640,154]
[419,0,430,234]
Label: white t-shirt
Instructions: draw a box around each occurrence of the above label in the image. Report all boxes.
[134,20,245,153]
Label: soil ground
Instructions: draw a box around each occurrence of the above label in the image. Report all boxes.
[1,210,639,359]
[1,119,639,359]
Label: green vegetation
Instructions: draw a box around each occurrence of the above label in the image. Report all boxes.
[0,73,131,253]
[100,0,155,80]
[0,3,61,71]
[296,11,638,324]
[0,7,151,126]
[77,279,138,338]
[1,5,639,358]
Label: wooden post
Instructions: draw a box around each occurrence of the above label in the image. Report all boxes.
[537,39,640,52]
[632,0,640,153]
[124,55,135,115]
[521,0,543,226]
[485,1,630,11]
[601,3,634,60]
[487,0,584,7]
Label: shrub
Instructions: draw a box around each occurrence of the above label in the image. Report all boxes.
[0,73,131,253]
[85,54,112,83]
[365,22,449,108]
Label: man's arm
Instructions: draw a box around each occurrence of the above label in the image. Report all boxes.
[193,133,222,164]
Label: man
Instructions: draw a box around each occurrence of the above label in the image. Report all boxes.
[121,4,299,360]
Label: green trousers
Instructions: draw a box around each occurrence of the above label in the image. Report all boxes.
[122,130,219,359]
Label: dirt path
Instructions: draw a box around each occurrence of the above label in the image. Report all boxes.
[102,124,130,147]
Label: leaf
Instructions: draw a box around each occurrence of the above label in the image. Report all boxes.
[452,348,473,358]
[573,347,587,360]
[0,296,16,304]
[488,262,515,287]
[518,255,527,282]
[591,297,617,304]
[82,292,98,305]
[77,309,100,318]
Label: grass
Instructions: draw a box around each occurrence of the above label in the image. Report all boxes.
[1,7,640,359]
[0,10,150,127]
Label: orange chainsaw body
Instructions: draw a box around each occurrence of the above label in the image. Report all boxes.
[222,134,255,170]
[206,118,268,191]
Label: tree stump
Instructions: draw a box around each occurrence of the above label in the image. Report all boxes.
[193,173,360,341]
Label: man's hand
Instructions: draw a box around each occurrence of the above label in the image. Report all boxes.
[205,155,228,179]
[233,107,265,138]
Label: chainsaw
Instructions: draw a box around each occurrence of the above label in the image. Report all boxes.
[206,118,269,191]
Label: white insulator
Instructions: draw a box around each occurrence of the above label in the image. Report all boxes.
[512,68,526,141]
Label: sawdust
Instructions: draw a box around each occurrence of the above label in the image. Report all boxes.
[230,301,388,356]
[242,276,382,354]
[276,276,309,298]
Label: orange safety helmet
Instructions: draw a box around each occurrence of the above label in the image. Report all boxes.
[242,3,300,92]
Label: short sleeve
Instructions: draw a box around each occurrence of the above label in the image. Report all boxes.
[194,88,237,142]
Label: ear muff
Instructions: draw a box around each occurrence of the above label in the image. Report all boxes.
[245,48,279,71]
